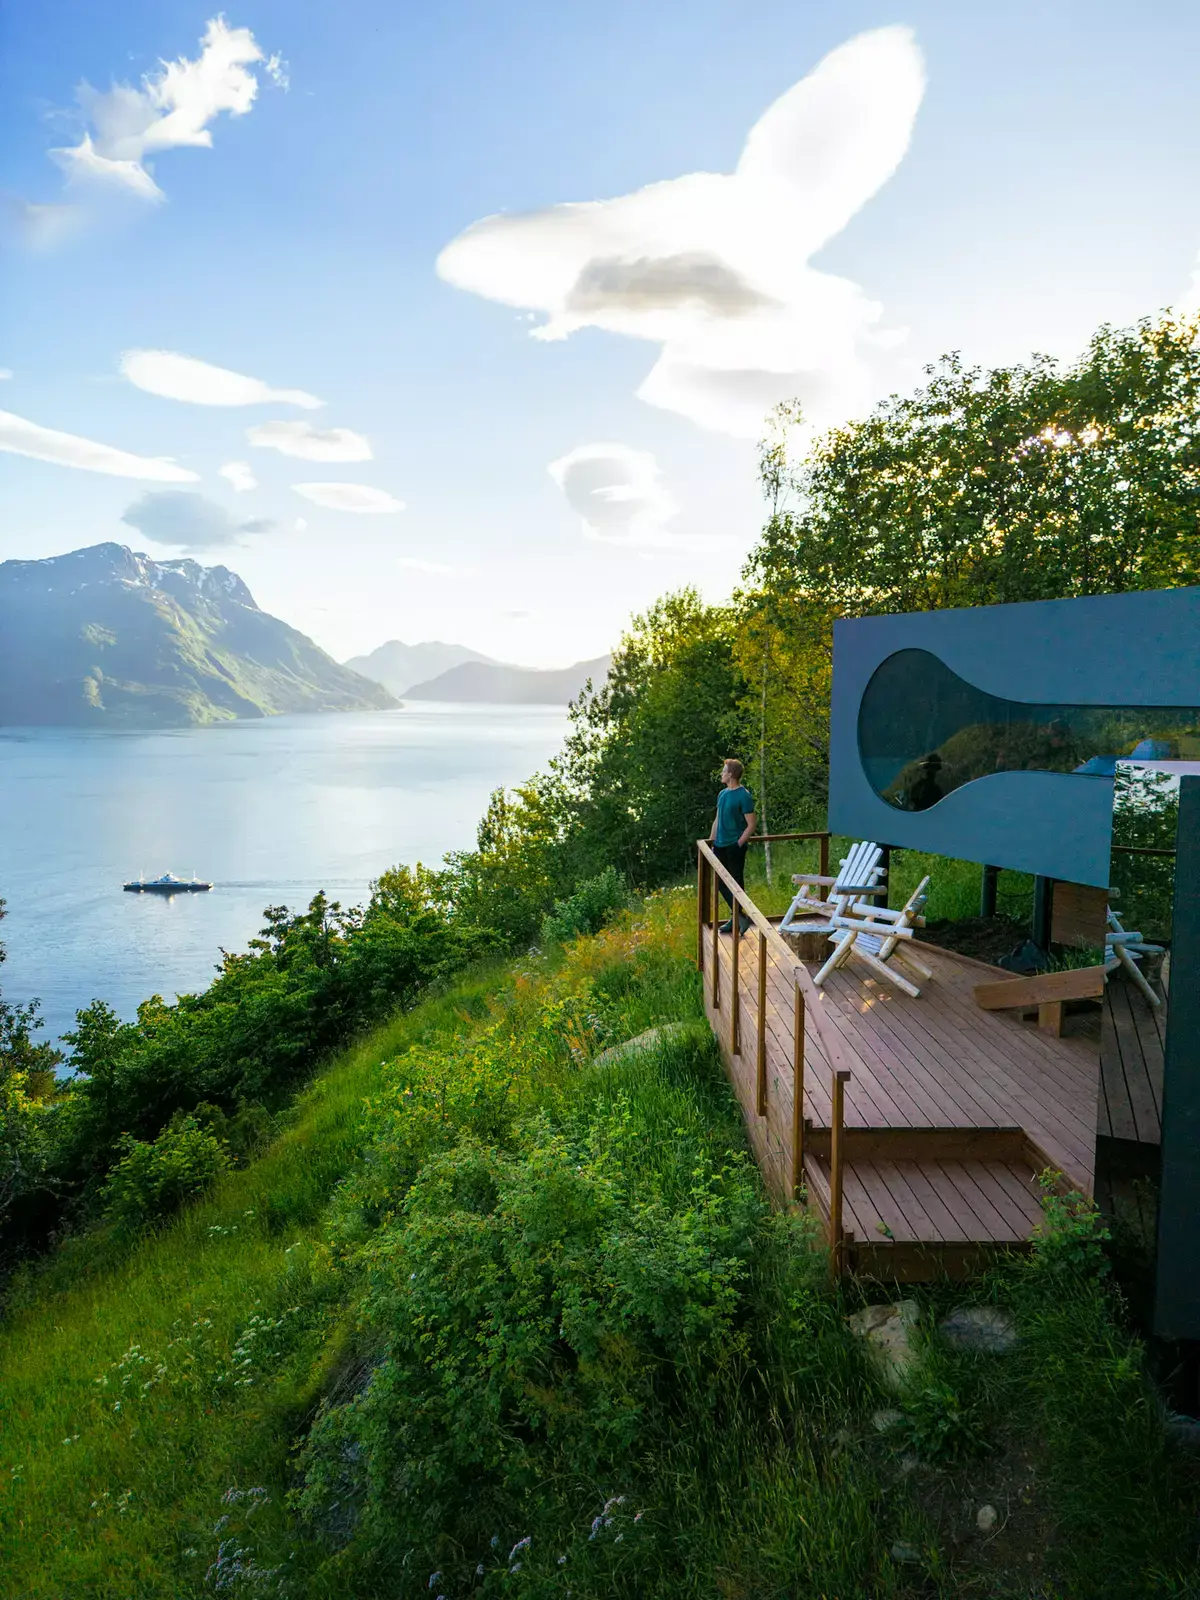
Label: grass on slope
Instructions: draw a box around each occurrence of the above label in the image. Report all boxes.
[0,968,505,1598]
[1,889,1197,1600]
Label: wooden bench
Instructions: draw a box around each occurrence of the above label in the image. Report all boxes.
[973,965,1106,1038]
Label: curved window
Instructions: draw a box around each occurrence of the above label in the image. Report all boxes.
[858,649,1200,812]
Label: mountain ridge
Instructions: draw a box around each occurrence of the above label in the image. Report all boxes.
[404,654,610,705]
[342,638,498,697]
[0,542,397,728]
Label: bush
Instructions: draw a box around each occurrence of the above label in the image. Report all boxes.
[101,1116,231,1231]
[540,866,627,946]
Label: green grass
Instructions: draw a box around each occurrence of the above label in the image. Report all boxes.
[1,891,1196,1600]
[0,967,506,1599]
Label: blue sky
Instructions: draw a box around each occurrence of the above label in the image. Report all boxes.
[2,0,1199,665]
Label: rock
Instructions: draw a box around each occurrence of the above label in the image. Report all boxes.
[939,1306,1018,1354]
[592,1021,697,1067]
[890,1541,921,1564]
[1165,1412,1200,1449]
[872,1408,904,1433]
[847,1301,921,1391]
[976,1504,998,1533]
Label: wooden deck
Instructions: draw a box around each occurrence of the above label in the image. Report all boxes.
[697,843,1101,1280]
[1098,976,1165,1146]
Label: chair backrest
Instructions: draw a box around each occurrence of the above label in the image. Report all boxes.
[833,841,883,894]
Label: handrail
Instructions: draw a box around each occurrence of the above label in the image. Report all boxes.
[696,841,859,1083]
[697,839,856,1274]
[1111,844,1176,857]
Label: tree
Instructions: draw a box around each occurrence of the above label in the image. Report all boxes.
[748,313,1200,616]
[555,589,751,885]
[0,900,61,1228]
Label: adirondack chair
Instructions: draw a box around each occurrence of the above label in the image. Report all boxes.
[812,876,934,998]
[779,840,887,934]
[1105,907,1164,1008]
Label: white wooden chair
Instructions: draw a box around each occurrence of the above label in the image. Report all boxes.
[813,876,934,998]
[1105,907,1164,1008]
[780,840,887,935]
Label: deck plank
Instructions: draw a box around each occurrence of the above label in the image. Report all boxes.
[704,915,1102,1272]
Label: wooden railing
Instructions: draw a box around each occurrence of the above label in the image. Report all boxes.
[696,837,853,1276]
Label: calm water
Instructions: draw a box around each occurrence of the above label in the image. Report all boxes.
[0,706,569,1044]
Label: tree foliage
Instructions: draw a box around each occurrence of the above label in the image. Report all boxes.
[554,589,751,885]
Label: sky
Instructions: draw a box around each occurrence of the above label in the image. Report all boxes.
[1,0,1199,667]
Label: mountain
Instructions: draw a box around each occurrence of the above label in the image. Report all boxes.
[0,543,398,728]
[342,639,498,697]
[404,654,611,705]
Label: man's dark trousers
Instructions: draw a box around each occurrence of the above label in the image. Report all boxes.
[713,843,747,916]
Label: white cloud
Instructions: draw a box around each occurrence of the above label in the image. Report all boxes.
[121,489,274,550]
[0,370,11,381]
[0,407,198,481]
[218,459,258,492]
[438,27,925,437]
[398,557,473,576]
[549,442,677,546]
[293,482,405,513]
[50,18,272,204]
[122,349,323,408]
[247,420,372,461]
[294,517,308,531]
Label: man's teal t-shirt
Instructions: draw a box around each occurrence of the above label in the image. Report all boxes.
[715,785,754,847]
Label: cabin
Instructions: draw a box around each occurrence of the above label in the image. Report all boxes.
[698,586,1200,1335]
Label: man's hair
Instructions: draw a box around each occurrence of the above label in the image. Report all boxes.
[723,757,744,781]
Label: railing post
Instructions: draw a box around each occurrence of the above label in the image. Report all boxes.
[791,982,805,1200]
[756,931,768,1114]
[830,1069,850,1279]
[731,900,741,1053]
[711,859,720,1009]
[819,833,830,880]
[696,851,706,972]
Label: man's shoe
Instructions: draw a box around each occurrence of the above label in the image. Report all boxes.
[738,915,752,935]
[719,919,733,934]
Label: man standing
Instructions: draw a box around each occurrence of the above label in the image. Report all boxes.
[708,757,756,934]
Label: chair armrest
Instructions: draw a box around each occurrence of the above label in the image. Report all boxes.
[791,874,838,887]
[830,916,915,939]
[839,884,887,897]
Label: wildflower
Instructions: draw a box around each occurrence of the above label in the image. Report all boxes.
[476,1564,485,1576]
[428,1574,442,1590]
[509,1537,531,1559]
[510,1564,522,1574]
[491,1534,500,1549]
[558,1555,568,1565]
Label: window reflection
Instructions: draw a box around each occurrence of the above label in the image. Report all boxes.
[858,649,1200,812]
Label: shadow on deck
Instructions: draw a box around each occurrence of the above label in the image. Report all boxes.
[697,841,1101,1281]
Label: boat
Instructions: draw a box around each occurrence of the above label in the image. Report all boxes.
[123,872,213,893]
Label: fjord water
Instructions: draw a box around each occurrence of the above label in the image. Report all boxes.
[0,705,569,1043]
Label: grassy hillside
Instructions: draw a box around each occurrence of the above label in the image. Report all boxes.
[1,890,1196,1598]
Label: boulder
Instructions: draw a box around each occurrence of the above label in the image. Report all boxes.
[592,1021,698,1067]
[847,1300,921,1390]
[939,1305,1018,1354]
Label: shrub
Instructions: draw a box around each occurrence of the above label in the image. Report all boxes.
[102,1116,231,1231]
[540,866,627,946]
